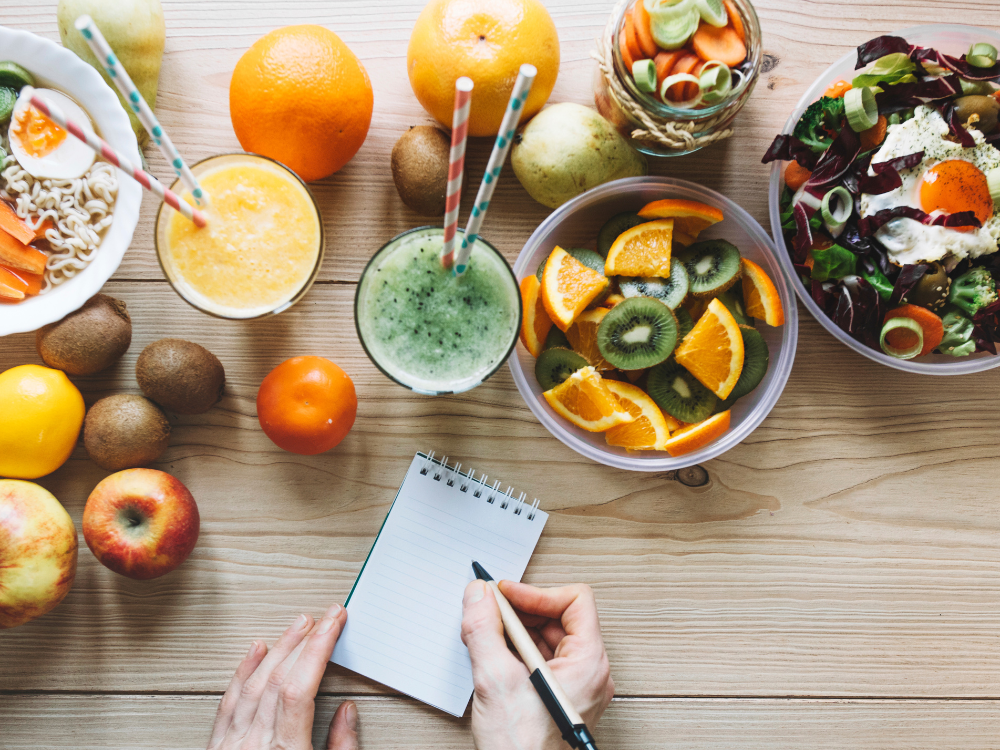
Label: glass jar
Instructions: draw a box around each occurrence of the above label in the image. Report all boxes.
[594,0,763,157]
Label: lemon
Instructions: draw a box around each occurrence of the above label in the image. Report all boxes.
[0,365,85,479]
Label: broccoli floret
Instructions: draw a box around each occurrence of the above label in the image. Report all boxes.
[937,307,977,357]
[793,96,846,153]
[947,267,998,316]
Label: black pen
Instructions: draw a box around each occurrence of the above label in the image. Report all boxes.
[472,561,600,750]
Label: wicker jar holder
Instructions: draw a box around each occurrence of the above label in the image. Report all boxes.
[593,0,736,153]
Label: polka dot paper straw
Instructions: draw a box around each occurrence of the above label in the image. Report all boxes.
[74,15,208,208]
[440,77,474,270]
[26,87,207,228]
[452,64,536,277]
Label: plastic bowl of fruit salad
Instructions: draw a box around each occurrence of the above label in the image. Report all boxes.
[765,25,1000,374]
[509,176,797,471]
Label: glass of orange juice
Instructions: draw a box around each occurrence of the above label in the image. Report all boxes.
[155,153,324,319]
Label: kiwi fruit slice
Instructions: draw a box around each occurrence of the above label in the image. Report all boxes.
[675,306,694,340]
[717,287,751,326]
[647,359,717,423]
[544,326,571,351]
[597,212,647,257]
[728,325,769,400]
[84,395,171,472]
[136,339,226,414]
[619,261,689,310]
[36,293,132,376]
[596,297,677,370]
[535,347,589,391]
[682,240,742,298]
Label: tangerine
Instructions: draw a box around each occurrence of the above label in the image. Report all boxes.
[257,356,358,455]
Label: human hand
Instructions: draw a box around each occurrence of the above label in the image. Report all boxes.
[208,604,359,750]
[461,580,614,750]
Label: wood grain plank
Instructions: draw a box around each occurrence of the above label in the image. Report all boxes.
[2,695,999,750]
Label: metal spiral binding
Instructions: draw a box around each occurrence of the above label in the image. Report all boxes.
[420,451,539,520]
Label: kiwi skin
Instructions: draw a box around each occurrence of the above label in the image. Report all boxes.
[391,126,452,215]
[84,395,171,472]
[36,293,132,375]
[136,339,225,415]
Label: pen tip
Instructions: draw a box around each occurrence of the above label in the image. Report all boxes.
[471,561,493,581]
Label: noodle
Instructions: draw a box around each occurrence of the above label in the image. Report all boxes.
[1,137,118,293]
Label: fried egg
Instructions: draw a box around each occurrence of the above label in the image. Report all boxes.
[858,105,1000,266]
[8,88,96,180]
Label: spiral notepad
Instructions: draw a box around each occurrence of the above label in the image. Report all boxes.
[331,451,548,716]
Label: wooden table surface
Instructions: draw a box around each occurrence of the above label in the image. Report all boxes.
[2,1,1000,747]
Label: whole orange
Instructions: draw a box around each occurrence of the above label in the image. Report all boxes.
[230,26,373,182]
[257,356,357,455]
[407,0,560,137]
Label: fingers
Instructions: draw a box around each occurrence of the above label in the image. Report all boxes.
[209,640,268,748]
[273,604,348,748]
[498,581,603,643]
[326,700,359,750]
[461,580,525,695]
[527,627,555,660]
[539,619,568,653]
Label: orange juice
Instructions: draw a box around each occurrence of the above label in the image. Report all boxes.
[156,154,323,318]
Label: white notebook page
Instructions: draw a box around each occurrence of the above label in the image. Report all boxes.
[331,453,548,716]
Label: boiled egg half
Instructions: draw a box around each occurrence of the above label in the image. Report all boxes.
[8,88,96,180]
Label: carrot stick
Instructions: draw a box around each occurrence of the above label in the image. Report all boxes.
[654,50,685,94]
[619,28,637,72]
[784,161,813,191]
[859,114,888,151]
[691,24,746,67]
[632,0,660,58]
[723,0,745,42]
[884,305,944,357]
[1,264,43,295]
[623,13,645,61]
[33,219,54,242]
[666,53,700,102]
[0,266,27,300]
[0,200,34,245]
[0,228,47,275]
[824,80,853,99]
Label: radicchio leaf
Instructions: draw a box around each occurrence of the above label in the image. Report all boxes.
[806,124,863,187]
[972,299,1000,354]
[762,134,821,169]
[857,207,982,236]
[839,223,898,279]
[890,263,929,304]
[943,101,977,148]
[873,75,963,113]
[857,36,1000,81]
[811,279,837,313]
[792,201,815,255]
[857,151,925,195]
[831,276,886,349]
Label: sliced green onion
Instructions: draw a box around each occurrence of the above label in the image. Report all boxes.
[632,59,658,93]
[880,316,924,359]
[695,0,728,27]
[821,186,853,237]
[698,60,732,104]
[660,73,703,109]
[988,168,1000,206]
[645,0,696,16]
[844,86,878,132]
[646,1,700,50]
[967,42,998,68]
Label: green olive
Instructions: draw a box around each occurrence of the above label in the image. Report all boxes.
[954,95,1000,134]
[905,262,951,312]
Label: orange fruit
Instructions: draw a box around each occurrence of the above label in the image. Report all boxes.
[741,258,785,327]
[604,219,673,278]
[257,356,358,455]
[407,0,560,137]
[661,410,731,457]
[602,293,627,309]
[566,308,613,371]
[637,199,724,241]
[542,246,610,332]
[230,26,373,182]
[543,366,634,432]
[604,381,672,451]
[674,298,745,399]
[519,275,552,358]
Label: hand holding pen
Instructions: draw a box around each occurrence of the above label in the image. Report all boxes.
[461,573,614,750]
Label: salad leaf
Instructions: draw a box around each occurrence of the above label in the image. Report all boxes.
[831,275,886,350]
[855,36,913,68]
[811,279,837,312]
[762,134,821,169]
[810,243,857,282]
[889,263,928,305]
[972,299,1000,353]
[873,75,963,113]
[852,52,917,89]
[856,35,1000,82]
[838,223,898,279]
[792,96,846,153]
[807,123,863,187]
[861,266,894,300]
[857,206,982,236]
[857,150,925,194]
[943,101,977,148]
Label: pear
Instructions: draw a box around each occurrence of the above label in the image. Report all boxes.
[57,0,166,147]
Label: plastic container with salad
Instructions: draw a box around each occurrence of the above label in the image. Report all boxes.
[764,27,1000,373]
[595,0,762,158]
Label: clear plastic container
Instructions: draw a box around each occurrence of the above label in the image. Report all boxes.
[509,176,798,472]
[767,24,1000,376]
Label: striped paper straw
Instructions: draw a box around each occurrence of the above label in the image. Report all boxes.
[440,77,474,269]
[74,15,208,208]
[452,64,536,277]
[26,88,207,228]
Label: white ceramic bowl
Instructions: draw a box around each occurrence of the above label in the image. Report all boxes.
[509,177,798,472]
[0,25,142,337]
[768,24,1000,375]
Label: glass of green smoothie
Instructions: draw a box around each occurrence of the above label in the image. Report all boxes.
[355,226,522,395]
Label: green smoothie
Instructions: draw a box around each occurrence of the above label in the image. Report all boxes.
[355,227,521,394]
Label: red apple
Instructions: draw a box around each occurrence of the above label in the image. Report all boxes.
[83,468,199,580]
[0,480,78,629]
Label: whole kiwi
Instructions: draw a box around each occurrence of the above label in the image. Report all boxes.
[136,338,225,415]
[84,395,171,472]
[954,95,1000,134]
[36,293,132,375]
[391,126,452,215]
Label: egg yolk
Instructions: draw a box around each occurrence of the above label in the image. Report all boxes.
[11,106,68,159]
[919,159,994,226]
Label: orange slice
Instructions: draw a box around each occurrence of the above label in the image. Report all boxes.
[566,308,614,371]
[602,293,627,309]
[604,219,673,278]
[542,246,610,332]
[674,298,745,399]
[682,295,710,322]
[637,199,724,241]
[741,258,785,327]
[519,275,553,358]
[604,380,672,451]
[543,366,635,432]
[661,410,731,457]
